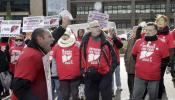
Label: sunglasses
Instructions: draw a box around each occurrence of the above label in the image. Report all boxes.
[15,39,23,42]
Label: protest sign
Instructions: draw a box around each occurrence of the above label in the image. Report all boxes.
[42,53,52,100]
[59,10,73,20]
[0,20,21,37]
[88,11,109,28]
[44,15,59,28]
[23,16,44,32]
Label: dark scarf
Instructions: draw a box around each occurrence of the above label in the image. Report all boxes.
[27,40,47,55]
[157,26,169,35]
[144,35,158,41]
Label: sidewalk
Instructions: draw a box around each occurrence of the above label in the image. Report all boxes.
[114,57,175,100]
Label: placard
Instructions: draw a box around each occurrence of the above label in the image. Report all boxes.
[0,20,21,37]
[42,53,53,100]
[23,16,44,32]
[44,15,59,28]
[88,11,109,28]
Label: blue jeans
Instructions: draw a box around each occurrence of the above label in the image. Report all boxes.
[52,78,62,100]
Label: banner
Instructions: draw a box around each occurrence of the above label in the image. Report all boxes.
[42,53,53,100]
[88,11,109,28]
[23,16,44,32]
[44,15,59,28]
[0,17,4,34]
[0,20,21,37]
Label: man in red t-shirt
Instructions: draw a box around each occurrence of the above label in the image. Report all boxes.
[131,22,169,100]
[11,28,54,100]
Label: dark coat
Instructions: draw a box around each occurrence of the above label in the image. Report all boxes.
[124,38,136,74]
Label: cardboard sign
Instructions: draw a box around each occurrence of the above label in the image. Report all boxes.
[44,15,59,28]
[23,16,44,32]
[0,20,21,37]
[42,53,53,100]
[59,10,73,20]
[88,11,109,28]
[68,23,89,36]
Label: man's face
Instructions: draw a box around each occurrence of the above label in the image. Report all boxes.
[90,26,101,37]
[156,17,167,28]
[39,30,54,52]
[145,25,157,36]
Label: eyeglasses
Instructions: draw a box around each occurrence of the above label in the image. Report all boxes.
[15,39,23,42]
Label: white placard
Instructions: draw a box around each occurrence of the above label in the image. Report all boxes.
[88,11,109,28]
[59,10,73,20]
[23,16,44,32]
[0,20,21,37]
[44,15,59,28]
[42,54,53,100]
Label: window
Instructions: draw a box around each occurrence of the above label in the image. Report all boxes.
[76,6,93,15]
[135,4,165,14]
[104,5,131,14]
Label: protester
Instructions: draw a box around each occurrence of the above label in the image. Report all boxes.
[131,22,169,100]
[80,20,118,100]
[11,28,54,100]
[52,29,81,100]
[77,29,85,43]
[9,35,25,75]
[170,29,175,87]
[124,26,142,98]
[52,16,71,46]
[155,14,175,99]
[108,27,123,94]
[0,40,10,98]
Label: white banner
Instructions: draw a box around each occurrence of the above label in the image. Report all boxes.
[0,17,4,33]
[42,54,53,100]
[44,15,59,28]
[88,11,109,28]
[0,20,21,37]
[0,17,4,20]
[23,16,44,32]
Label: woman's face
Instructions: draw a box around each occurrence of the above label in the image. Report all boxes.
[156,17,167,28]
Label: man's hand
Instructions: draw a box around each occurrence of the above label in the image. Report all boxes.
[61,16,71,29]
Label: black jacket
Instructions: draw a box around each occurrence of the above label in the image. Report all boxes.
[0,50,9,72]
[80,32,118,73]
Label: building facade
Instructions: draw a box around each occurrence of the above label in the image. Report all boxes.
[68,0,175,29]
[0,0,45,20]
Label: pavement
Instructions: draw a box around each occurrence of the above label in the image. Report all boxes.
[3,57,175,100]
[113,57,175,100]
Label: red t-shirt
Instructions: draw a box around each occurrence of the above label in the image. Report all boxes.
[11,47,47,100]
[83,37,111,75]
[52,44,81,80]
[170,29,175,47]
[132,38,169,80]
[9,46,24,74]
[157,32,175,49]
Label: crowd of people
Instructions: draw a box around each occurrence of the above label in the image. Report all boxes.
[0,14,175,100]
